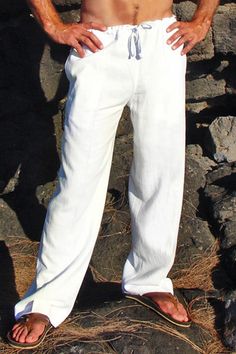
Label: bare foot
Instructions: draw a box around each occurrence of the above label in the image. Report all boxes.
[10,313,50,344]
[144,292,190,322]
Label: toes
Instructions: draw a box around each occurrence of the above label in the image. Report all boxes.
[25,328,43,344]
[12,322,22,331]
[174,312,187,322]
[15,327,28,343]
[152,296,189,322]
[12,325,24,340]
[173,307,189,322]
[9,314,50,345]
[176,303,189,322]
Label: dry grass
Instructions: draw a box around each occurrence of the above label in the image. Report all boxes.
[1,238,229,354]
[190,297,217,335]
[203,340,230,354]
[13,254,36,297]
[90,265,111,283]
[0,316,228,354]
[188,296,229,354]
[133,319,205,353]
[7,238,38,297]
[0,307,144,353]
[171,242,229,353]
[41,317,141,353]
[7,237,39,255]
[172,242,219,291]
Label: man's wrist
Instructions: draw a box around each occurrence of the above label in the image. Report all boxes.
[43,20,64,36]
[192,0,220,25]
[27,0,65,37]
[192,11,213,26]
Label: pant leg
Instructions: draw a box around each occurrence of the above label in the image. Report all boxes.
[122,17,187,295]
[15,29,133,327]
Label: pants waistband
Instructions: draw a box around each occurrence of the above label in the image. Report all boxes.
[105,15,176,33]
[104,15,176,61]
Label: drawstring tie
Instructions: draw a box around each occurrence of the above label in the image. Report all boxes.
[128,24,152,60]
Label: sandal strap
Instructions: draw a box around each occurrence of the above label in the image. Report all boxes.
[143,292,180,309]
[19,313,50,326]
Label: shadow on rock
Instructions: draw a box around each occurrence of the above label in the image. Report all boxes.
[0,15,69,241]
[0,241,19,337]
[203,163,236,351]
[75,270,123,310]
[222,291,236,351]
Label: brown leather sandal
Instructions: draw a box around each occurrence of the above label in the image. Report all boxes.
[7,313,53,349]
[125,291,192,328]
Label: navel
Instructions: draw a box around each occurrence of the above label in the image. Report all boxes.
[132,4,140,24]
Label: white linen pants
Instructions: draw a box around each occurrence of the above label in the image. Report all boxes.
[15,16,187,328]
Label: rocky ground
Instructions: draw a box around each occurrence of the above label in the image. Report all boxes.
[0,116,234,354]
[0,0,236,353]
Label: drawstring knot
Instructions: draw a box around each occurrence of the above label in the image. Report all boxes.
[128,24,152,60]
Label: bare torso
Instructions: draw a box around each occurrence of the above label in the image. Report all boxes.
[81,0,174,26]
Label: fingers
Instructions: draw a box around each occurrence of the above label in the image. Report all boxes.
[167,28,185,46]
[170,33,196,54]
[166,21,181,34]
[181,41,196,56]
[82,30,104,50]
[81,36,100,53]
[70,39,85,57]
[82,21,107,32]
[81,22,107,50]
[70,23,106,56]
[166,20,208,55]
[71,33,102,57]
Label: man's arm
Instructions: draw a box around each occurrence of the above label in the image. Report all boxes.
[167,0,220,55]
[26,0,106,57]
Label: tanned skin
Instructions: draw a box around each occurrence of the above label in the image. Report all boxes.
[26,0,219,57]
[10,0,219,345]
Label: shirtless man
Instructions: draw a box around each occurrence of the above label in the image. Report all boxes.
[8,0,219,349]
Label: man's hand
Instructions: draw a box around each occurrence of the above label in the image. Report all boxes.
[47,21,107,57]
[26,0,107,57]
[166,18,211,55]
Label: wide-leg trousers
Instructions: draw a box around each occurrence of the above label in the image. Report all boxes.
[15,16,187,327]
